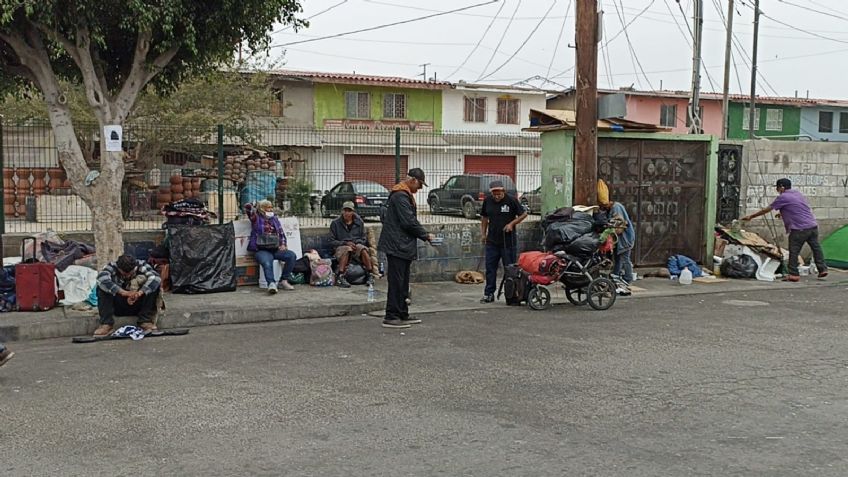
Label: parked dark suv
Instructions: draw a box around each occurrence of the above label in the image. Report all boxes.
[427,174,518,219]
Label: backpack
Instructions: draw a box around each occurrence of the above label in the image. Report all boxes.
[498,264,530,306]
[309,258,335,287]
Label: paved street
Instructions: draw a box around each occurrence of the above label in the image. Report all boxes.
[2,285,847,476]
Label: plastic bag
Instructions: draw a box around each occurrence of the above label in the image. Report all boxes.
[563,233,602,257]
[309,258,335,287]
[720,254,758,279]
[544,215,594,251]
[168,224,237,294]
[344,263,368,285]
[55,265,98,305]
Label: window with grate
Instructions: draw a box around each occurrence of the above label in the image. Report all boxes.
[659,104,677,127]
[270,89,285,117]
[463,96,487,123]
[496,98,520,124]
[742,107,761,130]
[383,93,406,119]
[819,111,833,133]
[345,91,371,119]
[765,109,783,131]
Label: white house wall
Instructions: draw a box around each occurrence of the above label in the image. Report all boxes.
[442,89,547,132]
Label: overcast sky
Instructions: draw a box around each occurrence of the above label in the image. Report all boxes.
[267,0,848,100]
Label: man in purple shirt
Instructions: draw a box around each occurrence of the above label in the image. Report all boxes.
[742,178,827,281]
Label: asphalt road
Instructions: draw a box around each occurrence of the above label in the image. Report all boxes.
[2,285,847,476]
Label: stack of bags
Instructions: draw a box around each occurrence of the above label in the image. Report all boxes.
[542,207,603,258]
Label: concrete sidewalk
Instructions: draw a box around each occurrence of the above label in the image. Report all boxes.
[1,270,845,342]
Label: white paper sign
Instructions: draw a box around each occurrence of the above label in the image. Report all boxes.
[104,125,123,152]
[232,217,303,259]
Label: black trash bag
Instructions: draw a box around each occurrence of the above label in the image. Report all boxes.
[345,263,368,285]
[720,254,758,279]
[544,213,594,250]
[563,232,602,258]
[541,206,575,230]
[168,224,237,294]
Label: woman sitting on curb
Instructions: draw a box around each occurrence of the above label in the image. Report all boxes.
[247,199,297,293]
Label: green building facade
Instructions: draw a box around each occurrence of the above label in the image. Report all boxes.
[312,83,443,131]
[726,102,801,140]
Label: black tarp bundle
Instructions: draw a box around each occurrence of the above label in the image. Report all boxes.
[168,224,237,294]
[543,211,602,257]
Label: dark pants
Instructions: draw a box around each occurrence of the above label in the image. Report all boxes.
[97,288,160,325]
[385,254,412,321]
[484,241,517,296]
[788,226,827,276]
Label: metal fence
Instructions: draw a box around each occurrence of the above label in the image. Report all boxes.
[1,120,542,234]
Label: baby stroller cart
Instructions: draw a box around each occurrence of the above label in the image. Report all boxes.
[515,237,617,311]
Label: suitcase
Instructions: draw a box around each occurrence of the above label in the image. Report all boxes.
[15,237,58,311]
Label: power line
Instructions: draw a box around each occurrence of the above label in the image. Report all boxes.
[546,0,572,79]
[477,0,523,81]
[666,0,719,92]
[273,0,350,34]
[602,0,656,48]
[362,0,567,20]
[612,0,655,90]
[599,1,615,88]
[445,0,507,80]
[776,0,848,23]
[272,0,499,47]
[477,0,558,82]
[738,1,848,45]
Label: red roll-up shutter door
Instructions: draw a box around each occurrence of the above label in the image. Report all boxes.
[344,154,409,190]
[464,155,516,181]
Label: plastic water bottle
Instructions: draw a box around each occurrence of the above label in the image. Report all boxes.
[367,283,375,302]
[378,261,385,276]
[679,267,693,285]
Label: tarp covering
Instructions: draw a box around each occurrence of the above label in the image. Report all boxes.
[169,224,237,294]
[822,225,848,269]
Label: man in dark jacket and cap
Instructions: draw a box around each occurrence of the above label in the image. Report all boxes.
[378,168,434,329]
[330,201,374,288]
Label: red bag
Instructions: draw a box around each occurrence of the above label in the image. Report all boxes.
[518,251,558,275]
[15,237,58,311]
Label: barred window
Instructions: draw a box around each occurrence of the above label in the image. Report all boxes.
[742,107,761,130]
[345,91,371,119]
[765,109,783,131]
[463,96,487,123]
[383,93,407,119]
[497,98,520,125]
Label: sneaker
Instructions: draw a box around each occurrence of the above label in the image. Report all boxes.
[382,319,411,329]
[0,349,15,367]
[268,282,278,294]
[783,275,800,282]
[818,271,829,279]
[337,274,351,288]
[616,287,632,297]
[138,322,158,333]
[480,294,495,303]
[279,280,294,291]
[401,317,422,325]
[93,324,114,337]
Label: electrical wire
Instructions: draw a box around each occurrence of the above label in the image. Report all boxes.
[273,0,350,34]
[477,0,558,82]
[546,0,572,79]
[612,0,654,90]
[272,0,499,47]
[599,1,615,88]
[739,1,848,45]
[445,0,508,80]
[477,0,523,81]
[776,0,848,23]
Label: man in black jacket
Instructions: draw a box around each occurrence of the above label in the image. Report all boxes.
[330,201,374,288]
[378,168,434,329]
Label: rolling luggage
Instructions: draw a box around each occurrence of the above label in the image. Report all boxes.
[15,237,58,311]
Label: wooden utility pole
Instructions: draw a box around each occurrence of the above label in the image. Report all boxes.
[574,0,599,205]
[748,0,760,139]
[721,0,734,140]
[688,0,704,134]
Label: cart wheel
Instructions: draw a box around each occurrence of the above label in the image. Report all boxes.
[527,286,551,311]
[587,277,617,311]
[565,286,589,306]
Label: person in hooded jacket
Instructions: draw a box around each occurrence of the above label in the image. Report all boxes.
[378,168,434,329]
[598,179,635,287]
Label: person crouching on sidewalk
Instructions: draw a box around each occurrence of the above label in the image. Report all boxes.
[94,255,162,336]
[330,201,375,288]
[480,180,527,303]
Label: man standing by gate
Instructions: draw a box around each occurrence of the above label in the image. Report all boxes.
[480,180,527,303]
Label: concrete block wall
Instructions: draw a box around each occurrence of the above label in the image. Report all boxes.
[2,220,543,283]
[736,140,848,245]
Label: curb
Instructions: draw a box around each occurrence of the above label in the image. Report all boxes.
[0,299,387,342]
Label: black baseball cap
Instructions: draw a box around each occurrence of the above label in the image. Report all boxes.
[489,180,505,191]
[408,168,428,186]
[776,178,792,189]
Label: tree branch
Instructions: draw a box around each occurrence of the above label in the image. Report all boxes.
[73,24,111,119]
[144,44,180,84]
[113,30,153,122]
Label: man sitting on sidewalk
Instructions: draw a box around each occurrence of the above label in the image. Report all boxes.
[94,255,162,336]
[330,201,374,288]
[0,342,14,368]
